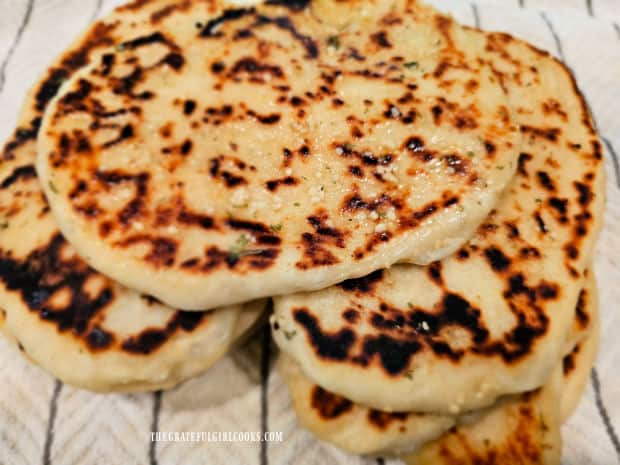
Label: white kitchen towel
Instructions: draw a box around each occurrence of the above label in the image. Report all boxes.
[0,1,618,464]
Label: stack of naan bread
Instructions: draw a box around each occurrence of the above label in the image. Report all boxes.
[0,0,605,462]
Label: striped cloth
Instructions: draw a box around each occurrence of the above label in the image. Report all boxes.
[0,1,618,464]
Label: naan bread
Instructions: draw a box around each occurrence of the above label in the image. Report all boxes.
[278,353,455,455]
[277,274,596,456]
[405,325,597,465]
[272,23,605,413]
[281,356,565,462]
[561,273,599,422]
[36,0,521,310]
[2,293,266,392]
[406,367,563,465]
[0,0,269,393]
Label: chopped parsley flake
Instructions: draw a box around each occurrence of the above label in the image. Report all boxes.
[405,370,414,380]
[294,202,301,207]
[228,234,250,261]
[48,181,59,194]
[467,151,475,158]
[404,61,419,69]
[228,235,265,262]
[283,329,297,340]
[327,35,340,49]
[270,223,283,232]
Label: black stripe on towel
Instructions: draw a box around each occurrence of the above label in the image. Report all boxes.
[471,3,481,28]
[90,0,103,23]
[592,368,620,462]
[603,137,620,189]
[540,12,565,60]
[42,380,63,465]
[149,391,162,465]
[260,325,271,465]
[0,0,35,93]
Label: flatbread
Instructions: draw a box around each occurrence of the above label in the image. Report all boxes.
[408,304,600,465]
[36,0,521,310]
[406,367,563,465]
[272,23,605,413]
[278,353,455,455]
[5,291,266,393]
[1,296,266,392]
[0,0,270,393]
[277,274,596,457]
[281,355,564,463]
[561,272,599,422]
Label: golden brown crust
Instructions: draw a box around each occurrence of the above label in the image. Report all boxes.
[36,0,521,310]
[271,17,605,414]
[0,0,265,391]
